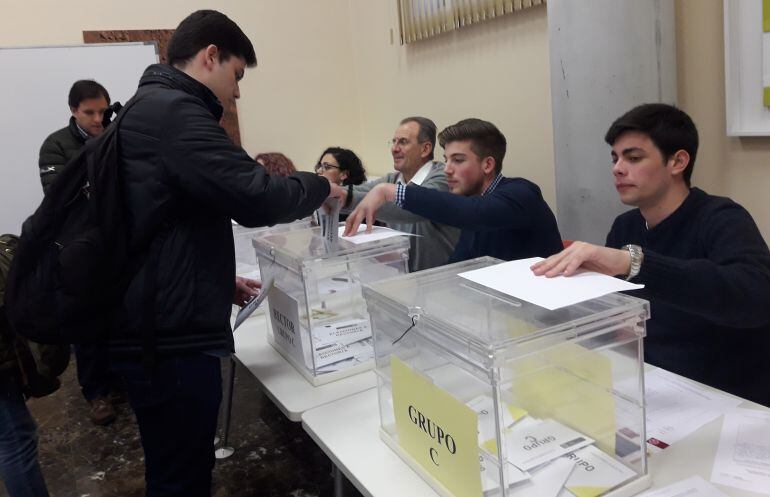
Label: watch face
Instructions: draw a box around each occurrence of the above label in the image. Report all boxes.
[622,245,642,280]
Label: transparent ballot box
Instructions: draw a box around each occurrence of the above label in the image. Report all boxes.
[232,218,313,280]
[363,257,650,497]
[253,226,410,385]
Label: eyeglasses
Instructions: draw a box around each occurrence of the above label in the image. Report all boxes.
[388,137,413,148]
[315,162,340,173]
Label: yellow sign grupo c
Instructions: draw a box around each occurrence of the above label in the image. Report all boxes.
[391,356,482,497]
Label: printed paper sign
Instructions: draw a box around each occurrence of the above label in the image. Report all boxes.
[505,419,594,471]
[557,445,637,497]
[267,286,304,364]
[391,356,483,497]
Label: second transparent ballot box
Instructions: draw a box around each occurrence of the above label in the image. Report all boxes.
[253,226,410,385]
[363,257,651,497]
[232,217,313,280]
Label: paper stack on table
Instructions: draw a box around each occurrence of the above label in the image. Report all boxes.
[711,408,770,495]
[615,369,742,451]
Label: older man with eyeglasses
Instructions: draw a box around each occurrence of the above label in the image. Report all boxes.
[339,116,459,272]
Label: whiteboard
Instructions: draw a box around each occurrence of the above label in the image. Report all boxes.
[0,42,159,235]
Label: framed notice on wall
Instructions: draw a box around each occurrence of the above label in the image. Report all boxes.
[724,0,770,135]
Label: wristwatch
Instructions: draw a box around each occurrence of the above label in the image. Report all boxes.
[622,244,644,281]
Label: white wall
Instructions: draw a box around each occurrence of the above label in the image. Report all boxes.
[0,0,362,172]
[0,1,554,209]
[346,1,556,207]
[676,0,770,241]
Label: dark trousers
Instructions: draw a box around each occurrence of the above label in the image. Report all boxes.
[0,374,50,497]
[113,354,222,497]
[74,344,114,401]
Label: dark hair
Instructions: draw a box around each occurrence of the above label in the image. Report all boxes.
[317,147,367,186]
[68,80,110,109]
[438,118,506,174]
[400,116,437,160]
[255,152,297,177]
[167,10,257,68]
[605,103,699,187]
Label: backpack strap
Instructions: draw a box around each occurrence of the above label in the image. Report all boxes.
[103,92,168,366]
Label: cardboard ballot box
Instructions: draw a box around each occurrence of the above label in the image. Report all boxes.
[363,257,651,497]
[232,218,313,280]
[253,225,410,385]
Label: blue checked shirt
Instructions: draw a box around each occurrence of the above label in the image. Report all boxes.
[396,172,503,207]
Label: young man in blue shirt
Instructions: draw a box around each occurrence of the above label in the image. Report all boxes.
[343,118,562,263]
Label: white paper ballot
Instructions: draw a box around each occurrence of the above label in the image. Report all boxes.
[480,459,530,493]
[556,445,637,497]
[505,418,594,471]
[312,338,372,369]
[710,408,770,495]
[233,278,274,330]
[311,317,372,348]
[458,257,643,310]
[507,457,574,497]
[636,476,729,497]
[466,395,528,445]
[339,225,412,245]
[315,345,373,374]
[317,198,341,246]
[616,369,742,451]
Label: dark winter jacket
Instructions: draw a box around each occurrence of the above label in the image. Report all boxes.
[109,64,330,357]
[38,117,86,193]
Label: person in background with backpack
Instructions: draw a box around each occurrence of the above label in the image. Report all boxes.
[37,79,121,426]
[1,234,68,497]
[105,11,343,496]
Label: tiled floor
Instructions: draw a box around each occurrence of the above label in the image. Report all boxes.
[5,356,363,497]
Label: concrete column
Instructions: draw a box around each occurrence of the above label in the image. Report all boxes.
[548,0,678,243]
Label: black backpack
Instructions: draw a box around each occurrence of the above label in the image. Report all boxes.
[1,234,70,398]
[5,96,150,345]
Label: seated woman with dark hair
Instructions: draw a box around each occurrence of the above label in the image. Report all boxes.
[314,147,367,224]
[255,152,297,177]
[315,147,367,186]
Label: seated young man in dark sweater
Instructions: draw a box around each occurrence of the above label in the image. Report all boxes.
[532,103,770,407]
[343,118,562,263]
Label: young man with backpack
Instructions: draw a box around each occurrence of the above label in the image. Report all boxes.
[108,11,337,496]
[8,10,339,495]
[38,80,121,426]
